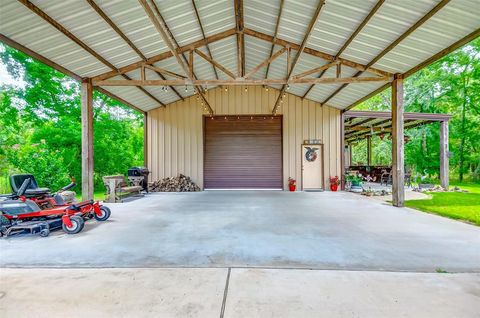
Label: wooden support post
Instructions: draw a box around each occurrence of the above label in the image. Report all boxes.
[391,74,404,207]
[440,120,449,190]
[340,113,345,190]
[349,144,353,167]
[81,79,94,201]
[144,113,148,169]
[367,135,372,166]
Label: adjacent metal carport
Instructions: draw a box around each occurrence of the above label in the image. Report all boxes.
[343,111,452,191]
[1,0,479,207]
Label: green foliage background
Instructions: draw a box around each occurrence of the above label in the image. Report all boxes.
[352,37,480,183]
[0,45,144,194]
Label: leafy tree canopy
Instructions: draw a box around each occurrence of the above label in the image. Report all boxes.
[0,45,144,193]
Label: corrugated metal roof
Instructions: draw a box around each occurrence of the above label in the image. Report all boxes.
[1,0,479,112]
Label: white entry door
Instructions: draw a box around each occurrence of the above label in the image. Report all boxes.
[302,144,324,191]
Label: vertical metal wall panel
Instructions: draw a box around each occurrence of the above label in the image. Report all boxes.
[147,86,340,190]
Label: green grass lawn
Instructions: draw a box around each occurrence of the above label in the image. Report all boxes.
[405,183,480,226]
[75,190,105,201]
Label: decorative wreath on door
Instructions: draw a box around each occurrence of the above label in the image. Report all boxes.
[305,147,318,162]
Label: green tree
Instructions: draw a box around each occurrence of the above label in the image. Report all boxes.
[0,44,144,193]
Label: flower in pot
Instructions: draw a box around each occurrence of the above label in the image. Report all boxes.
[329,176,340,191]
[346,174,363,187]
[288,178,296,192]
[346,174,363,192]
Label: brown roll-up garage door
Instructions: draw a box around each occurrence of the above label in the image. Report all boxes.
[204,115,283,189]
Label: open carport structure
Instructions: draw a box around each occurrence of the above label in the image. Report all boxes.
[343,110,452,189]
[1,0,479,207]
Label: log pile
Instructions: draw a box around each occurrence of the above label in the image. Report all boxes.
[149,174,201,192]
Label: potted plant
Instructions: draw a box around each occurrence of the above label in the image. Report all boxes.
[329,176,340,191]
[288,177,296,192]
[346,174,363,193]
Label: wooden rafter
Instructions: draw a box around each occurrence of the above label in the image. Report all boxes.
[143,64,186,79]
[86,0,183,101]
[17,0,165,107]
[265,0,285,79]
[94,76,391,86]
[292,61,338,79]
[234,0,245,77]
[139,0,213,114]
[271,0,326,115]
[92,28,236,82]
[321,0,451,106]
[244,28,392,78]
[244,47,287,79]
[303,0,385,99]
[192,0,219,79]
[0,33,82,82]
[194,49,236,79]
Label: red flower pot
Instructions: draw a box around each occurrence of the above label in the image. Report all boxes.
[330,184,338,192]
[289,185,296,192]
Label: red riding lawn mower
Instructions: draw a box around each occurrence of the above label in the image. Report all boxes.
[0,174,111,238]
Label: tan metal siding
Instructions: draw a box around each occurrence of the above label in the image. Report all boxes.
[147,86,341,190]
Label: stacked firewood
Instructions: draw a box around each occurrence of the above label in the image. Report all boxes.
[149,174,201,192]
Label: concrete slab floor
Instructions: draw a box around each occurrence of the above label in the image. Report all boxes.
[0,268,227,318]
[224,269,480,318]
[1,268,479,318]
[0,191,479,272]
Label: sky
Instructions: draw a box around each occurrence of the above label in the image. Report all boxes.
[0,46,25,89]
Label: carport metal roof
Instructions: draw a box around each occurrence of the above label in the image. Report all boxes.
[344,110,452,143]
[1,0,479,114]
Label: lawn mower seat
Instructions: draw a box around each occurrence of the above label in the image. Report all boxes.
[10,174,50,197]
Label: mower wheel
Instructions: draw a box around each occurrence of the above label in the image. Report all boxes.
[94,206,111,222]
[39,228,50,237]
[62,216,84,234]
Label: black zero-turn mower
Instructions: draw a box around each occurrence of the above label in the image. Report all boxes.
[0,175,111,238]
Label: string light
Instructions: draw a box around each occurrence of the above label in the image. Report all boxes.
[286,84,290,90]
[265,86,269,92]
[224,86,228,92]
[185,85,188,93]
[244,86,248,92]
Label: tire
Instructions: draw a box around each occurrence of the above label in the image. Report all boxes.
[94,206,111,221]
[62,216,85,234]
[39,228,50,237]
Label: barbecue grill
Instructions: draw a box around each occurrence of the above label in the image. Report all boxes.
[127,167,150,192]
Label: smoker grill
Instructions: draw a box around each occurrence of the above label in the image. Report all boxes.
[127,167,150,192]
